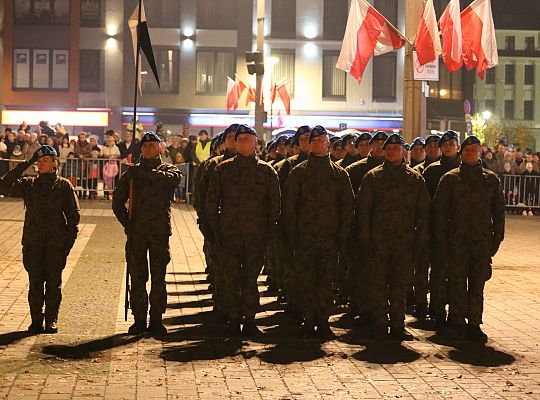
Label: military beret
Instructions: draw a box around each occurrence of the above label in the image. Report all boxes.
[369,130,389,144]
[411,137,426,148]
[285,136,295,146]
[224,123,240,135]
[293,125,311,145]
[355,132,372,147]
[439,130,459,146]
[235,124,257,138]
[341,133,357,146]
[331,139,343,149]
[266,139,277,152]
[425,134,440,145]
[309,125,328,142]
[36,145,58,158]
[404,143,411,151]
[461,135,481,149]
[140,131,161,144]
[276,135,288,144]
[211,133,222,150]
[382,133,405,149]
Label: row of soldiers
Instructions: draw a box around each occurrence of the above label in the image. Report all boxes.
[194,124,505,341]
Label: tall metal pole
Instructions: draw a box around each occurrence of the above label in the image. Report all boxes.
[132,0,143,137]
[254,0,265,138]
[403,0,426,142]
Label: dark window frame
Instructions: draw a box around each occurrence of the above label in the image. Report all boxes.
[372,52,397,102]
[322,50,346,99]
[525,36,535,51]
[270,48,296,97]
[79,49,103,92]
[524,100,534,121]
[504,99,515,120]
[505,64,515,85]
[196,47,237,95]
[80,0,103,28]
[12,47,70,91]
[524,64,535,85]
[14,0,70,26]
[197,0,237,30]
[323,0,348,40]
[141,47,181,94]
[505,36,515,51]
[271,0,296,39]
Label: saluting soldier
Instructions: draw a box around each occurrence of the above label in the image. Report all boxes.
[205,124,280,336]
[283,125,354,338]
[0,145,80,334]
[113,132,182,335]
[433,135,505,341]
[356,134,430,340]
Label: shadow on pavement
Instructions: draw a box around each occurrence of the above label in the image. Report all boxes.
[351,341,421,364]
[0,330,33,346]
[41,333,144,359]
[167,298,213,309]
[257,340,326,364]
[160,337,244,362]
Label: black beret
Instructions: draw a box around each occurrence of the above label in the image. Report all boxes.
[331,139,343,149]
[369,131,389,144]
[309,125,328,142]
[439,130,459,146]
[382,133,405,149]
[224,124,240,135]
[355,132,372,147]
[411,137,426,148]
[140,131,161,144]
[36,145,58,158]
[293,125,311,145]
[266,140,277,152]
[461,135,481,149]
[235,124,257,138]
[341,133,357,146]
[425,134,441,145]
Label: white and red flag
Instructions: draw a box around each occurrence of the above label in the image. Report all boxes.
[415,0,441,65]
[270,79,291,115]
[226,77,239,111]
[461,0,498,79]
[439,0,463,72]
[336,0,406,83]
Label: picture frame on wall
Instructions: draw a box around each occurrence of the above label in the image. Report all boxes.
[33,49,50,88]
[13,49,31,89]
[52,49,69,89]
[81,0,100,25]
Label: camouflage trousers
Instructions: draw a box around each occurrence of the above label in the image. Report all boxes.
[429,248,448,320]
[203,238,216,286]
[371,244,413,330]
[214,236,265,321]
[348,247,373,314]
[127,233,170,320]
[447,240,491,325]
[294,240,337,323]
[22,245,66,324]
[409,250,429,313]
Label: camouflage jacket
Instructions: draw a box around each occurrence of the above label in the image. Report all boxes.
[356,161,430,248]
[345,153,384,194]
[423,155,461,200]
[282,154,354,243]
[413,157,440,176]
[113,156,181,236]
[335,153,360,169]
[205,154,280,238]
[276,151,309,192]
[433,162,505,245]
[0,161,80,248]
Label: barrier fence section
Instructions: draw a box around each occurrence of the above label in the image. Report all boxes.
[500,174,540,210]
[0,158,191,202]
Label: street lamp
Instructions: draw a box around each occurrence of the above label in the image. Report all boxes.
[267,57,280,132]
[482,110,492,120]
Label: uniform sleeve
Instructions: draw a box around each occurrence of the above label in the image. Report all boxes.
[197,161,217,219]
[277,160,292,192]
[355,173,374,242]
[192,160,207,214]
[414,176,431,247]
[282,169,300,244]
[139,165,182,188]
[432,174,452,245]
[491,176,505,244]
[423,166,438,200]
[338,171,354,242]
[0,161,31,197]
[112,170,131,228]
[266,167,281,230]
[63,182,81,241]
[205,166,222,238]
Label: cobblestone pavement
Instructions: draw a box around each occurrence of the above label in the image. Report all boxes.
[0,198,539,400]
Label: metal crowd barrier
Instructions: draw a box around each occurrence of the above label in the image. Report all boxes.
[499,174,540,210]
[0,158,191,202]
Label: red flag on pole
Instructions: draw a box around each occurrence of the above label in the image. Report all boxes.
[226,76,239,111]
[439,0,463,72]
[336,0,406,83]
[415,0,441,65]
[276,80,291,115]
[461,0,498,79]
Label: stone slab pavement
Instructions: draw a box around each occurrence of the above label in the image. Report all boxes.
[0,198,539,399]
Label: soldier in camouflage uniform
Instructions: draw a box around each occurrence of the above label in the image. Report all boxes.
[205,124,280,336]
[422,130,461,326]
[283,125,354,338]
[346,131,388,194]
[413,134,440,175]
[356,134,430,340]
[0,145,80,334]
[113,132,182,335]
[433,136,505,341]
[409,137,426,168]
[335,133,359,168]
[356,132,372,160]
[265,140,278,164]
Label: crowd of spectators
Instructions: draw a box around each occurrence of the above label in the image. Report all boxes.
[481,141,540,216]
[0,121,196,202]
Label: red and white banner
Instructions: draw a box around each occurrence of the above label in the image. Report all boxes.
[270,79,291,115]
[415,0,441,65]
[226,76,247,111]
[439,0,463,72]
[336,0,405,83]
[461,0,498,79]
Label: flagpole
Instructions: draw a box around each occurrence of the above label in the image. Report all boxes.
[132,0,143,136]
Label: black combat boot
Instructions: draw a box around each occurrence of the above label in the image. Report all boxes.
[316,319,335,340]
[227,319,242,337]
[467,324,488,342]
[28,314,44,334]
[44,320,58,334]
[128,316,147,335]
[389,326,414,341]
[242,319,262,337]
[147,315,167,336]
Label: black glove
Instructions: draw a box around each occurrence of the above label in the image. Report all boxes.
[29,150,39,165]
[64,237,76,257]
[490,241,501,257]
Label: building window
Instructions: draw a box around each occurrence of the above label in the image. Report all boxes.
[524,64,535,85]
[372,53,397,102]
[505,64,515,84]
[524,100,534,121]
[197,0,237,30]
[142,48,180,93]
[485,68,496,84]
[80,50,102,92]
[271,49,295,96]
[146,0,180,28]
[14,0,70,25]
[429,63,462,100]
[13,48,69,90]
[80,0,102,27]
[485,99,495,112]
[323,0,348,40]
[504,100,514,120]
[322,51,346,99]
[196,49,236,94]
[525,36,535,51]
[375,0,398,25]
[271,0,296,39]
[505,36,515,50]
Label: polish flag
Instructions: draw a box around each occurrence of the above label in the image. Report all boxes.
[270,81,278,104]
[439,0,463,72]
[226,76,239,111]
[336,0,406,83]
[276,80,291,115]
[461,0,498,79]
[245,83,256,106]
[235,75,246,98]
[415,0,441,65]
